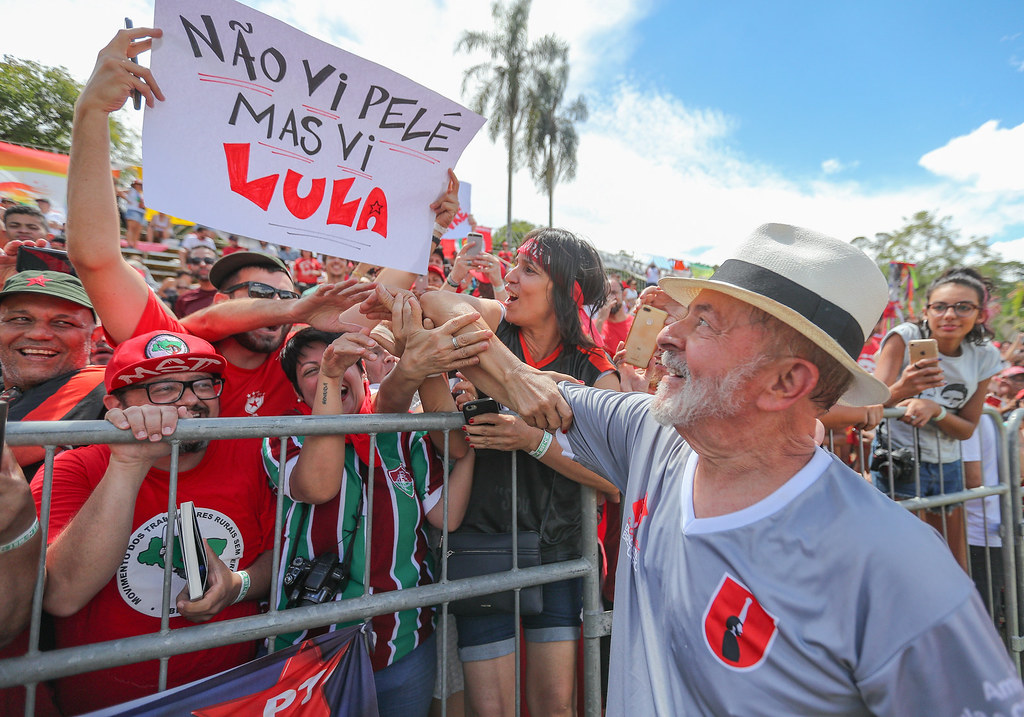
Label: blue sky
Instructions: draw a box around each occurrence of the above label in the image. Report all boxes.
[3,0,1023,267]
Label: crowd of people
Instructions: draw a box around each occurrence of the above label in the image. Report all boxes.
[0,23,1022,717]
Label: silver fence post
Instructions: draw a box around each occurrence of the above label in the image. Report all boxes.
[579,485,604,717]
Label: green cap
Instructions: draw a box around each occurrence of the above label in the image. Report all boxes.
[0,271,93,311]
[209,251,292,290]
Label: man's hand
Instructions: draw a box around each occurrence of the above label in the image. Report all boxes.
[464,412,544,453]
[0,239,50,287]
[78,27,165,115]
[505,364,577,433]
[294,279,378,331]
[430,169,460,231]
[105,404,186,465]
[176,541,239,623]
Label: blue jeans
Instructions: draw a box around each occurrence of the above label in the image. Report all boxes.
[456,577,582,662]
[373,632,437,717]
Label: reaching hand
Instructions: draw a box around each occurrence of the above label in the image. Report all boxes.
[320,331,377,379]
[430,169,460,231]
[296,279,378,331]
[78,27,165,115]
[389,292,491,378]
[463,411,542,453]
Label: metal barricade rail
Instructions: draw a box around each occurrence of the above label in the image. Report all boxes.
[0,413,609,716]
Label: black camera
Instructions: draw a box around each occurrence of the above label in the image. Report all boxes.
[870,445,916,484]
[282,553,349,608]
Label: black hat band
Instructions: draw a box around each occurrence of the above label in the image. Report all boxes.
[711,259,865,358]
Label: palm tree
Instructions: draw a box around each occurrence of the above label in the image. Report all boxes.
[457,0,534,235]
[525,36,587,227]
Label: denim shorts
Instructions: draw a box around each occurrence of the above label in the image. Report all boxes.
[455,577,582,662]
[873,459,963,502]
[125,208,145,223]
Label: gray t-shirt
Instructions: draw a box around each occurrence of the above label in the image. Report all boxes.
[559,383,1023,716]
[882,322,1002,463]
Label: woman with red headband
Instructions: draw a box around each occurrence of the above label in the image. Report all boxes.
[445,227,621,717]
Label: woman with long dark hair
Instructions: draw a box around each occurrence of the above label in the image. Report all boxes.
[401,228,620,716]
[872,267,1002,567]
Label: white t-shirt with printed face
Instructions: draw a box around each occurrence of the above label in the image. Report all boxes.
[558,384,1023,716]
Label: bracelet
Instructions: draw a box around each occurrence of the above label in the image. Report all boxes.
[446,275,461,288]
[932,406,948,422]
[231,570,251,605]
[0,517,39,554]
[433,222,447,237]
[528,431,553,460]
[493,282,506,292]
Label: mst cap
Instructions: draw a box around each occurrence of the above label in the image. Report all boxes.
[0,271,92,311]
[209,251,292,290]
[659,223,891,407]
[105,330,226,392]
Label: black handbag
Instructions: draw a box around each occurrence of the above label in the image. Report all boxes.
[444,531,544,616]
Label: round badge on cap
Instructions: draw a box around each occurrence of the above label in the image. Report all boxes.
[145,333,191,358]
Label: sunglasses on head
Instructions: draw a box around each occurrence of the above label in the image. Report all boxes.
[187,256,216,265]
[221,281,300,300]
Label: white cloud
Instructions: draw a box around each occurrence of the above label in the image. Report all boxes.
[821,158,858,175]
[920,120,1024,192]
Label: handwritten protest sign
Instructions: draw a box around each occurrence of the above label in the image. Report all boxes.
[144,0,485,273]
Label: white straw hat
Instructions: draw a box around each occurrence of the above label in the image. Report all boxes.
[659,223,890,406]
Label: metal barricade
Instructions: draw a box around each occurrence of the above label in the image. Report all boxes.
[831,406,1022,672]
[0,413,609,716]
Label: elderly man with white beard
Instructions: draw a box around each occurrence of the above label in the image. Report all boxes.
[401,223,1024,716]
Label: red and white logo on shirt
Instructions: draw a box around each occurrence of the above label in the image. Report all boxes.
[622,492,649,571]
[702,573,779,671]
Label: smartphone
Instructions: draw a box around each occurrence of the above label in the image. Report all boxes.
[623,305,669,367]
[908,338,939,364]
[465,232,484,257]
[463,397,500,423]
[16,245,77,276]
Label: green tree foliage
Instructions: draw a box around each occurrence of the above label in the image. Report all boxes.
[458,0,535,235]
[525,36,587,227]
[852,210,1024,340]
[0,55,137,164]
[492,220,539,250]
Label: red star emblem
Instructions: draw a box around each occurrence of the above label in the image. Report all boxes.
[368,200,383,216]
[26,274,50,286]
[192,638,349,716]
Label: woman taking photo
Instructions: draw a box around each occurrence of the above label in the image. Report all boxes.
[394,227,620,717]
[872,267,1002,568]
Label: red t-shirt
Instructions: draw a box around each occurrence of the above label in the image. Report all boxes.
[293,256,323,285]
[30,439,275,715]
[132,291,301,419]
[601,316,633,357]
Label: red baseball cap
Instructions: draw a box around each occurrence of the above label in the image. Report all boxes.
[105,331,226,392]
[427,265,446,280]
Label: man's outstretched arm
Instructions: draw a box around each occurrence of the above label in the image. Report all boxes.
[67,28,166,344]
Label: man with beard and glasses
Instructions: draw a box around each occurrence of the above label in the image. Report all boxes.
[408,224,1023,715]
[29,330,276,715]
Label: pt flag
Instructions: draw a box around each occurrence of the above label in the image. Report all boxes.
[84,625,378,716]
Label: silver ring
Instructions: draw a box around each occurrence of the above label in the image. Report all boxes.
[451,336,460,349]
[907,413,916,420]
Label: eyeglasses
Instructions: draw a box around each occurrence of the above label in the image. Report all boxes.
[122,377,224,404]
[187,257,216,265]
[926,301,979,317]
[221,281,300,300]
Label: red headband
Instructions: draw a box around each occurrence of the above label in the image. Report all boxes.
[519,238,586,308]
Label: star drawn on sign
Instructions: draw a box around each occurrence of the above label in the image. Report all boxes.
[368,201,383,216]
[26,275,50,286]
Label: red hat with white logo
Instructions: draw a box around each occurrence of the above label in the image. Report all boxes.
[105,331,226,392]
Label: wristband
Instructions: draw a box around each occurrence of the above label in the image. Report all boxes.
[231,570,251,605]
[493,282,506,292]
[528,431,553,460]
[446,275,461,288]
[0,517,39,554]
[932,406,948,422]
[433,222,447,237]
